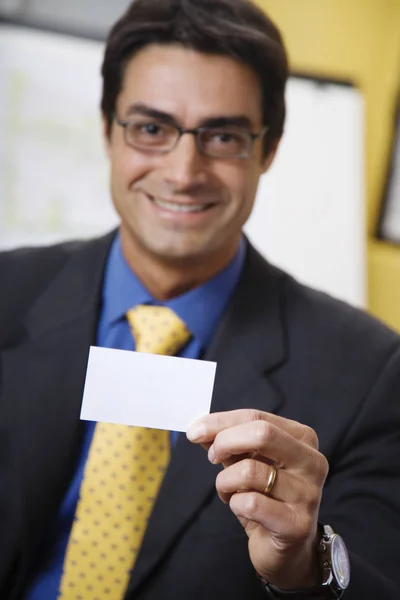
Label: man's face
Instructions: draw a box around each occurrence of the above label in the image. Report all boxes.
[105,44,275,267]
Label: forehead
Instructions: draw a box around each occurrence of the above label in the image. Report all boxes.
[117,44,263,127]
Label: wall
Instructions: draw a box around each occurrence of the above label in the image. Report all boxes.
[1,0,399,327]
[0,0,131,37]
[256,0,400,331]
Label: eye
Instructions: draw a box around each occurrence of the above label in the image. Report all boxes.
[200,128,249,158]
[138,122,163,136]
[212,132,236,143]
[128,120,173,147]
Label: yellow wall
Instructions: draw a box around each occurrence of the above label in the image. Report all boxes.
[255,0,400,331]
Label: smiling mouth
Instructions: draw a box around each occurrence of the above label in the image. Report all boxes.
[146,193,215,214]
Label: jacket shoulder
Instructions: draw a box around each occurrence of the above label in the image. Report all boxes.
[275,270,400,427]
[247,243,400,356]
[284,273,400,356]
[0,239,91,343]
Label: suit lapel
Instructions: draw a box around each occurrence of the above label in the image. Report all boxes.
[0,232,115,584]
[127,245,288,596]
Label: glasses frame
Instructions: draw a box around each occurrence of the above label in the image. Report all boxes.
[114,115,268,159]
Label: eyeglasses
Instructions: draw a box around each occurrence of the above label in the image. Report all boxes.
[114,116,268,159]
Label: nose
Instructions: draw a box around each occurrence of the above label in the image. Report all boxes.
[160,131,207,191]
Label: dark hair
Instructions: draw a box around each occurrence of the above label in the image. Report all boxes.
[101,0,288,156]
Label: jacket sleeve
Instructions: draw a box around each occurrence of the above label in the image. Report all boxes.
[319,342,400,599]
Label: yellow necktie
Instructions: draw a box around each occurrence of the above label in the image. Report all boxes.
[59,305,191,600]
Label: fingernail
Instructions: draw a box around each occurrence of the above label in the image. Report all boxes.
[208,445,215,463]
[186,422,206,442]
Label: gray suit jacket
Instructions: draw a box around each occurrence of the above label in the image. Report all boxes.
[1,231,400,599]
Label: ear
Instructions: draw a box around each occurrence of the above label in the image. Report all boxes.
[261,138,281,174]
[102,114,112,158]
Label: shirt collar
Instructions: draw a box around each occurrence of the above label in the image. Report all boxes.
[101,233,246,350]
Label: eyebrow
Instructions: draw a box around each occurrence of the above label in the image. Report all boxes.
[124,103,255,130]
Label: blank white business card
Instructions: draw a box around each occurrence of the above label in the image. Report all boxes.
[80,346,216,432]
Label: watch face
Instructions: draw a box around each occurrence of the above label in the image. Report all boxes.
[331,535,351,589]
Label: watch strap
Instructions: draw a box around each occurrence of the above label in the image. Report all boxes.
[262,580,340,599]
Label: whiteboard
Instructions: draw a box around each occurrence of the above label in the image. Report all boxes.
[0,25,365,307]
[245,77,365,307]
[0,25,116,246]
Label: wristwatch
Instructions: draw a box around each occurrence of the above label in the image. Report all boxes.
[261,524,351,599]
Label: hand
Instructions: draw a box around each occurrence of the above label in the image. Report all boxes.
[186,409,329,590]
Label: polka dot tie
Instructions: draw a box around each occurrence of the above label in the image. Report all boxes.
[59,306,191,600]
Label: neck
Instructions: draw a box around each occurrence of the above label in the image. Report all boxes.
[119,230,241,300]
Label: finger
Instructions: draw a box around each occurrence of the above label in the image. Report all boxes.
[230,491,293,537]
[229,491,317,542]
[199,441,213,452]
[187,409,319,450]
[209,421,324,480]
[216,459,314,506]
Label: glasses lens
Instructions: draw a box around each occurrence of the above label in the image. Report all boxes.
[125,120,178,151]
[199,128,251,158]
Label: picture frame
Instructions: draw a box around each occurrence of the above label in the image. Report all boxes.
[378,94,400,244]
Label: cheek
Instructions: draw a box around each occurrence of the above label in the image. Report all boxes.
[220,163,259,218]
[242,161,264,209]
[109,150,153,198]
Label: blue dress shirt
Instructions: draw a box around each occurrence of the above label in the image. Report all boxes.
[26,233,246,599]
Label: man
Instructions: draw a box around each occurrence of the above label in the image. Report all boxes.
[0,0,399,599]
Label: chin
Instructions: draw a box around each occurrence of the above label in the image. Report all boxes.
[147,239,213,265]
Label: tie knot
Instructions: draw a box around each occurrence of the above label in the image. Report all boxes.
[126,305,191,356]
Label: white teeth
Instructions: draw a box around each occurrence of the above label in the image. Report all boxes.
[152,197,207,213]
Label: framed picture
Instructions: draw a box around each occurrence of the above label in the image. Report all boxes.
[378,95,400,244]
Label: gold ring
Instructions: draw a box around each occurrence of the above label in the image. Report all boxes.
[263,464,277,496]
